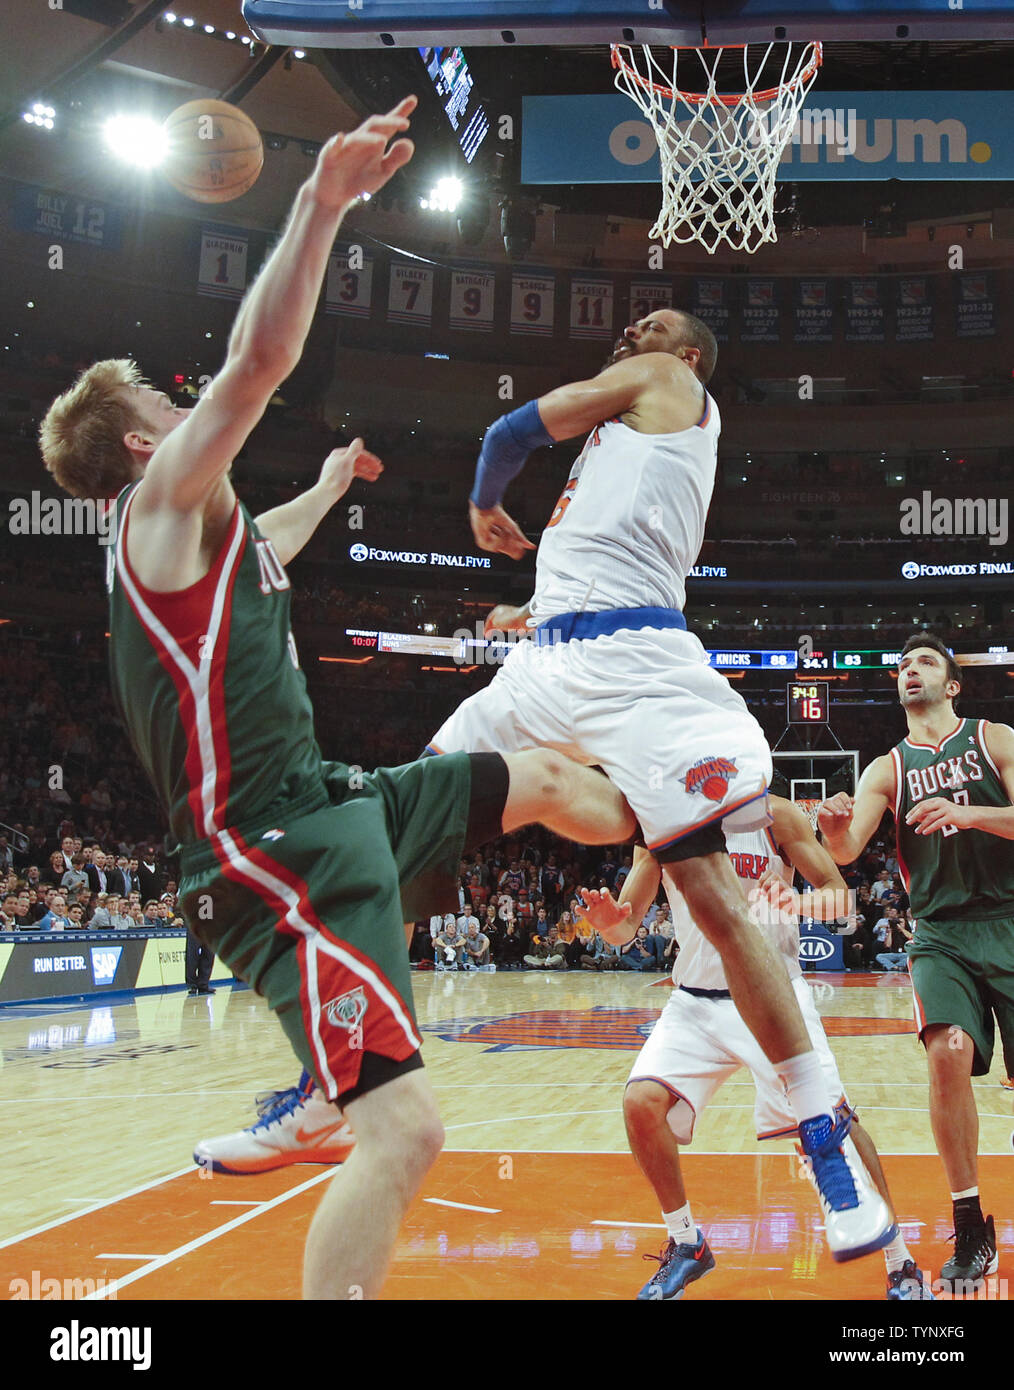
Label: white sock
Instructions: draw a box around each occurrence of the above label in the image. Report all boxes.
[775,1051,834,1127]
[950,1186,979,1201]
[883,1231,912,1274]
[662,1203,695,1242]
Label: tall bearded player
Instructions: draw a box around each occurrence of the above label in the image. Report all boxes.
[819,630,1014,1285]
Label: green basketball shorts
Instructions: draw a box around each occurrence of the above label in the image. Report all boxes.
[907,914,1014,1077]
[177,752,507,1102]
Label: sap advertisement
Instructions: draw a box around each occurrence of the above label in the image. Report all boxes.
[522,92,1013,183]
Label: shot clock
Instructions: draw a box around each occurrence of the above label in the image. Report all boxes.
[787,682,829,724]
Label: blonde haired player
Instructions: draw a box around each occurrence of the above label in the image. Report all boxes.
[581,796,931,1300]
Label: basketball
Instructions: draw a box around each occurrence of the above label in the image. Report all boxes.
[161,99,263,204]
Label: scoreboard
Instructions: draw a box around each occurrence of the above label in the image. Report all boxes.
[787,682,829,723]
[834,649,904,670]
[707,649,796,670]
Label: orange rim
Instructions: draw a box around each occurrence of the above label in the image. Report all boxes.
[610,41,823,109]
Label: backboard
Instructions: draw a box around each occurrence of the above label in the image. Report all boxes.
[243,0,1014,50]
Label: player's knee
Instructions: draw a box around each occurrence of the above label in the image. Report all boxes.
[924,1024,974,1077]
[520,748,571,809]
[623,1080,672,1136]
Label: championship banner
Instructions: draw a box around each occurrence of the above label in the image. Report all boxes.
[792,278,834,343]
[894,275,935,342]
[844,278,886,342]
[739,278,781,344]
[569,276,614,339]
[12,182,123,250]
[197,227,248,300]
[954,271,995,338]
[388,262,434,326]
[627,279,674,327]
[510,272,555,335]
[692,278,730,343]
[449,269,495,331]
[325,247,374,317]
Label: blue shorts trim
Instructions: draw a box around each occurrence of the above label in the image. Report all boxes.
[533,606,687,646]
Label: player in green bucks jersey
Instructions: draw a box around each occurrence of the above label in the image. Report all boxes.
[819,630,1014,1288]
[37,97,637,1300]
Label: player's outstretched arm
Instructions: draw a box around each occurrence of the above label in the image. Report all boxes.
[907,721,1014,839]
[763,797,849,921]
[255,440,383,566]
[617,844,662,926]
[817,756,894,865]
[137,98,416,518]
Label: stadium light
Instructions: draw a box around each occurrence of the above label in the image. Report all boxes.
[422,176,463,213]
[102,114,169,168]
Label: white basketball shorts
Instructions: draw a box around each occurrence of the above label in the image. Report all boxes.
[627,976,849,1144]
[425,625,772,851]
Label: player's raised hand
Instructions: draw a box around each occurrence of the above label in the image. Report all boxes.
[317,439,383,500]
[469,501,536,561]
[484,602,530,636]
[578,886,633,945]
[906,795,974,835]
[753,869,797,918]
[311,96,417,212]
[817,792,853,838]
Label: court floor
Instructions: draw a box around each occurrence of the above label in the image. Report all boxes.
[1,970,1011,1301]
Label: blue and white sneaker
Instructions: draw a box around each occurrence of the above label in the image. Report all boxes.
[798,1112,896,1263]
[193,1071,354,1174]
[637,1230,716,1300]
[886,1260,935,1300]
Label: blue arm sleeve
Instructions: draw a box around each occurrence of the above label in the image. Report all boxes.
[469,400,554,510]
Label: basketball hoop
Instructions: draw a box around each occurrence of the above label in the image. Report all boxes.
[795,799,824,836]
[610,41,822,255]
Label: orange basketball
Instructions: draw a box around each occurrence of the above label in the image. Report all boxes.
[162,99,264,204]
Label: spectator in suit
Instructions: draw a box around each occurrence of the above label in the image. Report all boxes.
[138,850,163,902]
[1,894,20,930]
[106,855,130,898]
[85,850,109,896]
[143,900,162,928]
[186,925,216,995]
[67,904,86,930]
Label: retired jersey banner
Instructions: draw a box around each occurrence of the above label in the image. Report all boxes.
[569,277,614,339]
[954,271,995,338]
[894,275,935,342]
[793,278,834,343]
[197,228,248,300]
[510,273,555,335]
[326,248,374,317]
[844,278,886,342]
[12,182,123,250]
[739,279,781,344]
[628,279,673,324]
[449,269,495,331]
[388,263,434,326]
[692,278,730,343]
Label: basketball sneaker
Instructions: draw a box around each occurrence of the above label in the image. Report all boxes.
[1000,1076,1014,1090]
[636,1230,715,1301]
[193,1072,354,1174]
[797,1112,896,1263]
[939,1215,998,1286]
[886,1260,935,1300]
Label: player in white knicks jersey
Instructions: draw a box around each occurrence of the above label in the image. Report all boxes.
[581,796,930,1302]
[429,309,892,1261]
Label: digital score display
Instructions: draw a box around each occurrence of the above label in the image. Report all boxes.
[707,649,797,670]
[419,47,490,164]
[787,683,829,723]
[833,649,904,670]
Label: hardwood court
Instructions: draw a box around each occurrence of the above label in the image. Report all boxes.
[2,971,1012,1300]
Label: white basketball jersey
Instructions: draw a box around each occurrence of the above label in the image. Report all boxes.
[669,824,801,991]
[529,398,720,621]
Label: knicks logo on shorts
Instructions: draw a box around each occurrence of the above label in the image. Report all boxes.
[324,986,367,1032]
[681,756,738,803]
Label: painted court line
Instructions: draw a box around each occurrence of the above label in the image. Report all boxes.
[424,1198,502,1214]
[209,1200,264,1207]
[97,1253,165,1261]
[592,1219,666,1230]
[0,1165,194,1251]
[83,1167,337,1299]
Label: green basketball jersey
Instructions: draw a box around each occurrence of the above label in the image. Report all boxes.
[106,484,326,854]
[891,717,1014,924]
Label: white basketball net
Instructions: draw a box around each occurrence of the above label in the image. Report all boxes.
[611,42,822,255]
